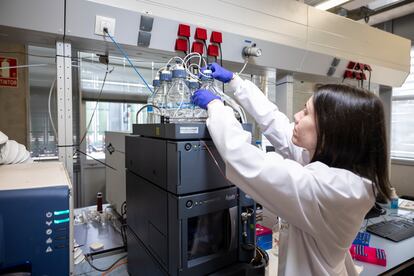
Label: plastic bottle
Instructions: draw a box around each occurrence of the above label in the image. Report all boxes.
[96,192,103,213]
[390,187,399,210]
[188,78,207,120]
[152,69,172,122]
[272,218,280,256]
[147,77,160,124]
[165,64,193,122]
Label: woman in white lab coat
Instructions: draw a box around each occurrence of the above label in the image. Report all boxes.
[191,63,392,276]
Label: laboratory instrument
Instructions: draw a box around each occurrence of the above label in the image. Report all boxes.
[0,162,73,275]
[125,123,263,275]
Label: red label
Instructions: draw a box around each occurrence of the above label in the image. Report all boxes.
[0,57,18,88]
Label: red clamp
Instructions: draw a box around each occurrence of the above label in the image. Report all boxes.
[177,24,190,38]
[175,38,188,52]
[347,61,356,70]
[210,31,223,44]
[191,41,204,54]
[195,27,208,41]
[207,44,219,57]
[343,70,354,79]
[355,72,367,80]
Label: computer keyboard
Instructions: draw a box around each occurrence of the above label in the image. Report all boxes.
[367,220,414,242]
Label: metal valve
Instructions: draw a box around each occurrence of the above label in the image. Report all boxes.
[242,46,262,58]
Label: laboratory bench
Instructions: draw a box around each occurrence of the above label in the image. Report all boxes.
[73,205,414,275]
[266,208,414,276]
[73,205,127,275]
[357,208,414,275]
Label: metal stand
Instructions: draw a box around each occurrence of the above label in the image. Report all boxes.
[56,41,73,182]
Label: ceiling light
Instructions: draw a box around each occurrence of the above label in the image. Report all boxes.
[315,0,349,10]
[368,0,404,11]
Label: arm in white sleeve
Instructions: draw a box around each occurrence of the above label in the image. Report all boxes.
[0,131,32,165]
[206,101,326,236]
[229,76,309,164]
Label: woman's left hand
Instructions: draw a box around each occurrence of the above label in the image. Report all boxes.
[191,89,221,110]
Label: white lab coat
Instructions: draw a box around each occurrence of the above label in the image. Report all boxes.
[206,76,375,276]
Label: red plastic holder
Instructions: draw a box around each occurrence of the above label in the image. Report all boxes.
[175,38,188,52]
[210,31,223,44]
[177,24,191,37]
[343,70,354,79]
[350,244,386,266]
[191,42,204,54]
[207,44,219,57]
[195,27,208,41]
[347,61,356,69]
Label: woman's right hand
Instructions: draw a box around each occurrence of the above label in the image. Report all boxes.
[208,63,233,83]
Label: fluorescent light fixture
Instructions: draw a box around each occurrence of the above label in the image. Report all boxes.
[315,0,349,10]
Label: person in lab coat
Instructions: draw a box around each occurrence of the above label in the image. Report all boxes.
[191,63,392,276]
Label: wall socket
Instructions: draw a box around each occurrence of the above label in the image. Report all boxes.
[95,15,116,36]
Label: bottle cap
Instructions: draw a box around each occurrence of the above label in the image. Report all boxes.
[390,187,398,199]
[160,70,172,81]
[188,79,200,90]
[200,69,212,81]
[172,67,187,78]
[153,79,160,87]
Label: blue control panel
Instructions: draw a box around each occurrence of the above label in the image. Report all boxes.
[0,186,70,275]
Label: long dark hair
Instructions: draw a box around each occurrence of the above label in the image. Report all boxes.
[311,84,392,201]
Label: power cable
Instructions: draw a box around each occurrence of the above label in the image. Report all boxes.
[48,79,58,141]
[103,28,153,94]
[85,253,127,272]
[78,63,111,147]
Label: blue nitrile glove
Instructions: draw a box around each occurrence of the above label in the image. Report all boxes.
[208,63,234,83]
[191,89,221,110]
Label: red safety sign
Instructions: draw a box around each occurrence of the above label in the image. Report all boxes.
[0,57,18,88]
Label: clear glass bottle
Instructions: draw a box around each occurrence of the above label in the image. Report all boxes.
[200,69,221,96]
[165,64,193,122]
[147,77,160,123]
[152,69,172,123]
[188,78,207,120]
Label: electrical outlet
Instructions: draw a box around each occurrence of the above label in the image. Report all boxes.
[95,15,116,36]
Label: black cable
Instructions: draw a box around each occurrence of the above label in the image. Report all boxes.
[63,0,67,42]
[218,44,225,92]
[218,44,223,67]
[74,149,117,170]
[368,70,372,91]
[85,253,127,272]
[0,51,80,60]
[203,41,209,64]
[361,69,364,88]
[78,63,111,147]
[119,201,128,248]
[186,37,191,55]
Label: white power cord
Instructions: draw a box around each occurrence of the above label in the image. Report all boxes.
[238,59,249,75]
[48,78,58,141]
